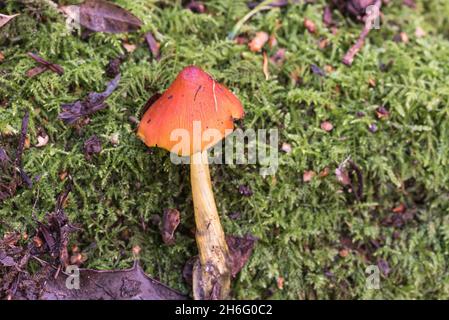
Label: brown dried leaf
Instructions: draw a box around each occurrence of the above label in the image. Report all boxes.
[0,13,19,29]
[321,121,334,132]
[248,32,269,52]
[145,32,161,60]
[226,234,257,278]
[303,170,316,183]
[58,74,120,124]
[304,18,316,34]
[161,209,181,245]
[10,262,186,300]
[60,0,142,34]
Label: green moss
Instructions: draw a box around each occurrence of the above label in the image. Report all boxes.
[1,0,449,299]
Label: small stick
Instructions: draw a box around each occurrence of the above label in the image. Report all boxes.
[342,0,382,66]
[27,52,64,76]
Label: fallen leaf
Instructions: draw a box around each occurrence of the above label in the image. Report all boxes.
[318,38,330,49]
[60,0,142,34]
[0,51,4,62]
[335,167,351,185]
[83,135,102,160]
[0,251,16,267]
[145,32,160,60]
[324,65,334,74]
[376,106,390,119]
[303,170,315,183]
[392,203,406,214]
[35,262,186,300]
[58,74,120,124]
[248,32,269,52]
[339,248,349,258]
[123,41,137,53]
[310,64,326,77]
[270,48,286,65]
[35,134,49,148]
[161,208,181,245]
[321,121,333,132]
[323,5,333,27]
[0,13,19,29]
[105,55,124,77]
[368,78,376,87]
[226,234,257,277]
[319,167,330,177]
[304,18,316,34]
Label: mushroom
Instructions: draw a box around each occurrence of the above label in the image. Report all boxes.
[137,66,245,299]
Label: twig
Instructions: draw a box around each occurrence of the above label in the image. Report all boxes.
[342,0,382,66]
[27,52,64,76]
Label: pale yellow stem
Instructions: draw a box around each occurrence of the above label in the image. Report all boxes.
[190,151,231,300]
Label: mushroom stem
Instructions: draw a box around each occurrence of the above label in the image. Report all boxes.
[190,151,231,299]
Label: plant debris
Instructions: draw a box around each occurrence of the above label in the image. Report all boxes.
[0,185,185,300]
[39,262,187,300]
[60,0,142,34]
[105,55,125,77]
[321,121,333,132]
[185,1,206,13]
[304,18,316,34]
[161,208,181,245]
[248,31,269,52]
[26,52,64,78]
[226,234,257,277]
[303,170,316,183]
[0,13,19,29]
[338,0,382,66]
[0,112,34,202]
[238,185,253,197]
[35,132,49,148]
[184,234,257,295]
[58,74,120,124]
[336,158,363,201]
[83,135,102,160]
[311,64,326,77]
[145,32,161,60]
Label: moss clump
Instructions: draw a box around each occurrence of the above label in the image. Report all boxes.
[1,0,449,299]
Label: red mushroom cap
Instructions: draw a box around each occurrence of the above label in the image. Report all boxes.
[137,66,244,156]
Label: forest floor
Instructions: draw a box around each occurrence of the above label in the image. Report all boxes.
[1,0,449,299]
